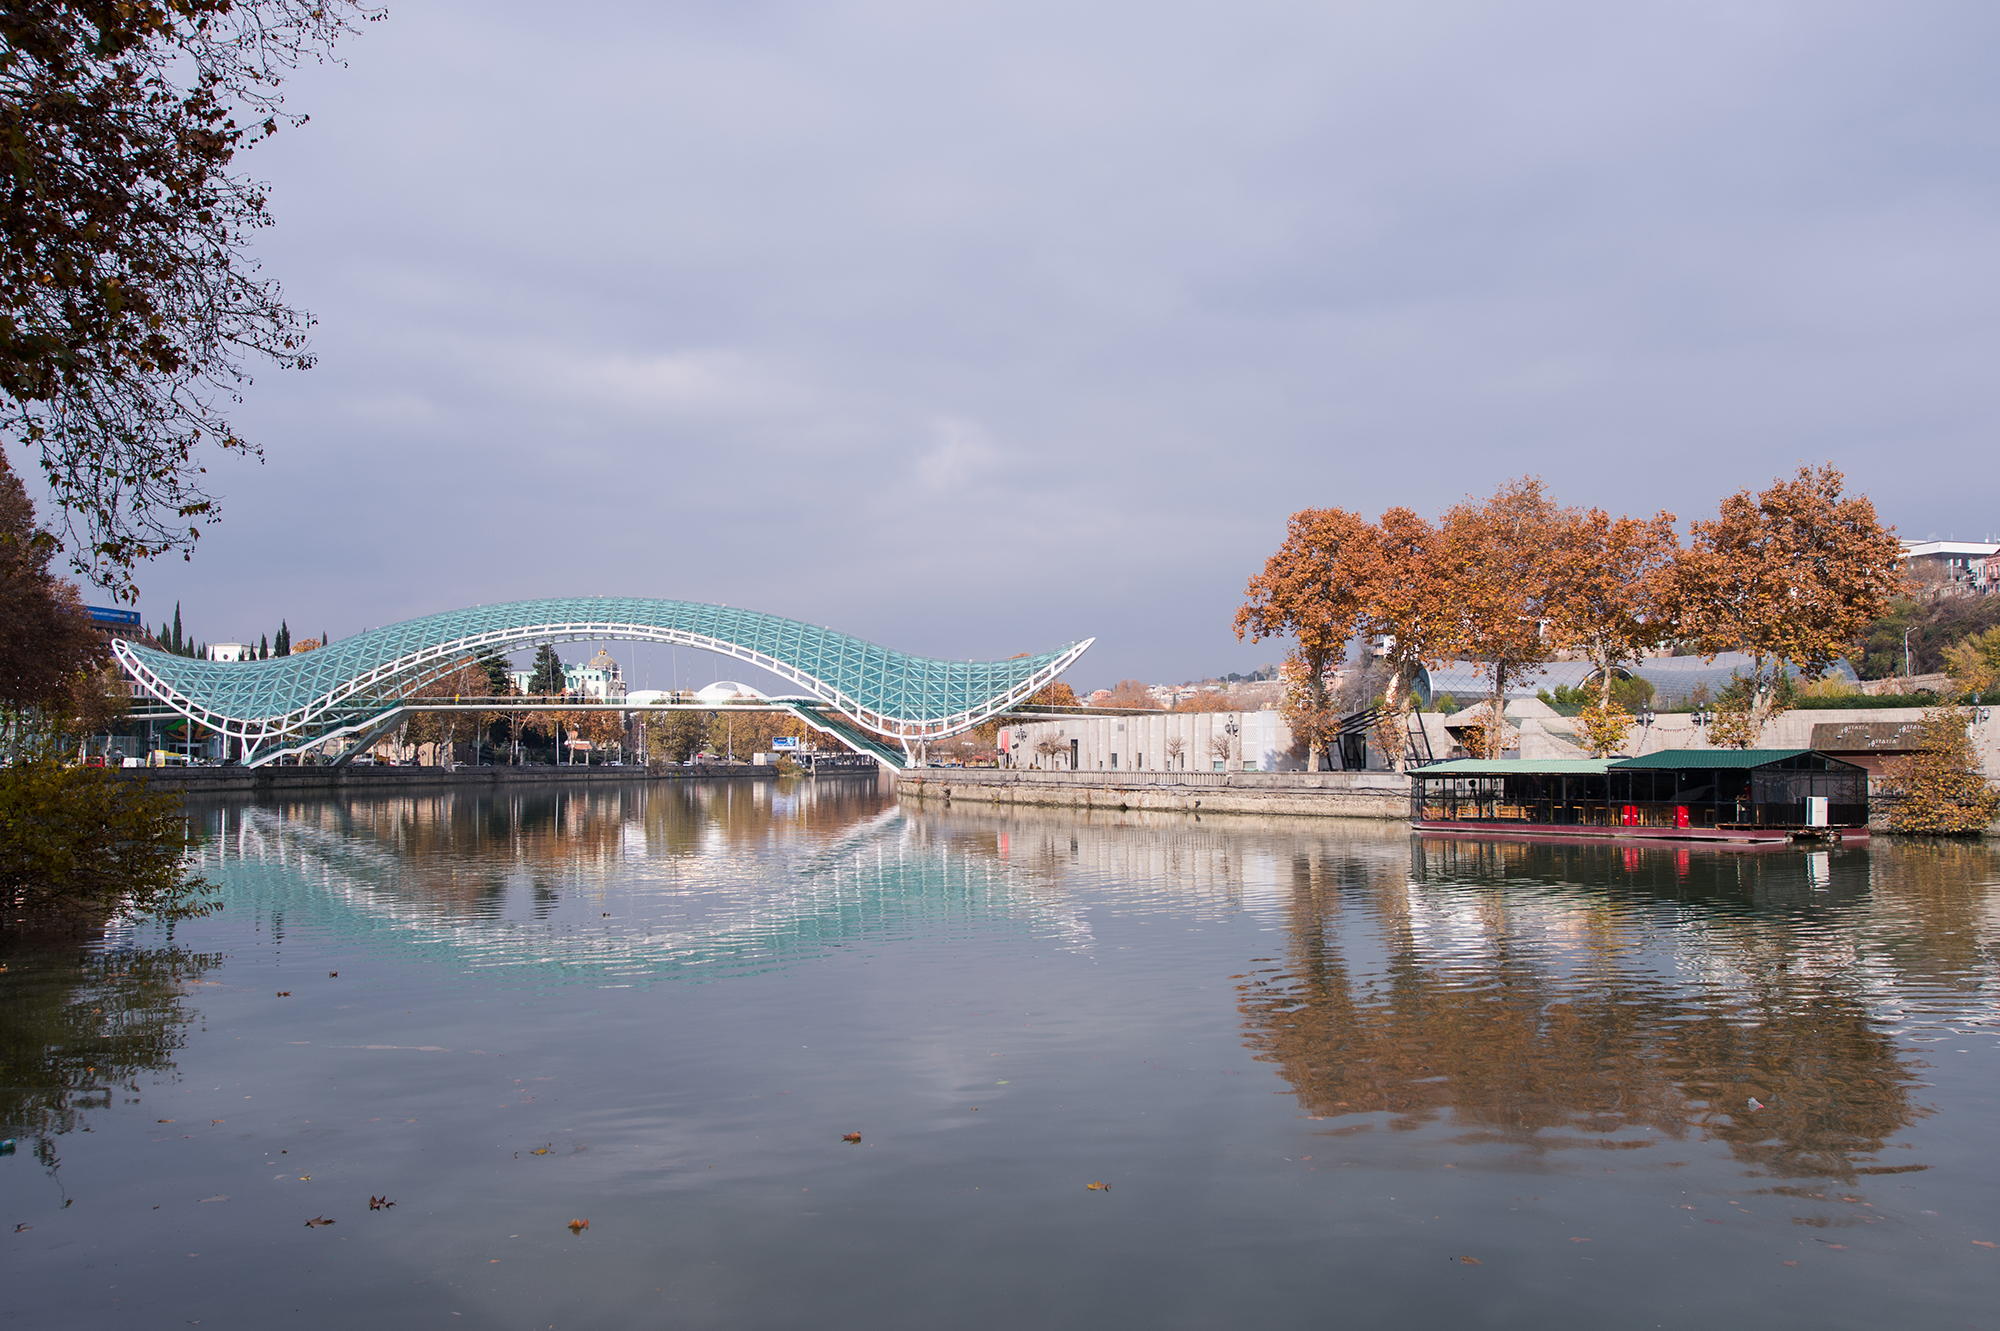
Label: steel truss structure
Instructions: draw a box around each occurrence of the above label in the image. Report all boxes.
[112,597,1092,768]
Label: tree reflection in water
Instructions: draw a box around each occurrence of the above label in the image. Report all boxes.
[0,936,219,1168]
[1240,835,2000,1183]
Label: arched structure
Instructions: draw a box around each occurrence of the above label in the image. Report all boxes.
[113,597,1091,768]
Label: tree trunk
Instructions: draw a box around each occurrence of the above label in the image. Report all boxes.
[1485,660,1510,759]
[1308,664,1327,771]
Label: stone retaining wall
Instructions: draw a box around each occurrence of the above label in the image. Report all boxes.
[896,769,1412,819]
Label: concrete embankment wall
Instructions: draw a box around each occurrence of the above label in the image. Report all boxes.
[115,764,776,796]
[896,769,1412,819]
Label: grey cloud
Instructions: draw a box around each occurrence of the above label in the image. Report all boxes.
[114,0,2000,689]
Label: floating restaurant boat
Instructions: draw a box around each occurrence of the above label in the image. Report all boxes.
[1408,749,1869,844]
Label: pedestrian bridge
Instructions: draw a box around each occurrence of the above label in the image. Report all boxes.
[113,597,1091,768]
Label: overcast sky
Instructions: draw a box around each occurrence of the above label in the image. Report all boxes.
[111,0,2000,690]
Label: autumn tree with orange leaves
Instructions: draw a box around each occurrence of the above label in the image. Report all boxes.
[1542,507,1681,756]
[1432,479,1570,758]
[1234,507,1378,770]
[1673,465,1901,737]
[1099,679,1163,710]
[1237,464,1896,765]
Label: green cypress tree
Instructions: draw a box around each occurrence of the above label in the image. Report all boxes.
[259,634,269,660]
[528,643,564,696]
[171,603,182,654]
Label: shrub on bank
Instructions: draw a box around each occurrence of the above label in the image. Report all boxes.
[0,763,216,929]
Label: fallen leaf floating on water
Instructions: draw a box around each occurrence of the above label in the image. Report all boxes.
[530,1144,552,1155]
[276,992,291,997]
[1459,1257,1481,1266]
[842,1133,862,1144]
[1973,1241,1998,1248]
[1783,1260,1798,1267]
[157,1119,174,1124]
[567,1219,590,1235]
[209,1119,223,1125]
[328,972,337,977]
[369,1196,395,1211]
[13,1224,30,1233]
[1085,1181,1110,1192]
[304,1216,335,1228]
[198,1196,227,1204]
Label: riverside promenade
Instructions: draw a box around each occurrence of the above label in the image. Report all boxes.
[116,763,776,796]
[896,768,1411,819]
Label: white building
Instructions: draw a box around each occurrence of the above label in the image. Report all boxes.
[1900,539,1999,591]
[208,643,252,662]
[506,649,627,700]
[999,710,1372,773]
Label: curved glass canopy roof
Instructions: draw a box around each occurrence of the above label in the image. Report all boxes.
[113,597,1091,763]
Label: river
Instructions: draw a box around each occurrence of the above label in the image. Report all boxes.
[4,778,1998,1329]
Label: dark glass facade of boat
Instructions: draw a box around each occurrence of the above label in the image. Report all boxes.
[1410,750,1868,838]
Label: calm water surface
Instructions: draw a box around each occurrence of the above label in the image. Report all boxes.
[4,779,1999,1329]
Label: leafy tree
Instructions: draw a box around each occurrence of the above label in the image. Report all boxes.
[649,709,713,763]
[0,761,216,927]
[0,456,105,717]
[1099,678,1162,710]
[1943,627,2000,703]
[1361,505,1460,768]
[1172,690,1236,713]
[1879,708,2000,834]
[1025,681,1078,708]
[1540,677,1655,715]
[1,0,377,597]
[1855,592,2000,681]
[1235,506,1378,769]
[1278,656,1341,767]
[1544,507,1679,708]
[478,653,513,696]
[402,658,494,763]
[1673,465,1901,736]
[527,643,564,696]
[1574,702,1634,757]
[1433,478,1571,758]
